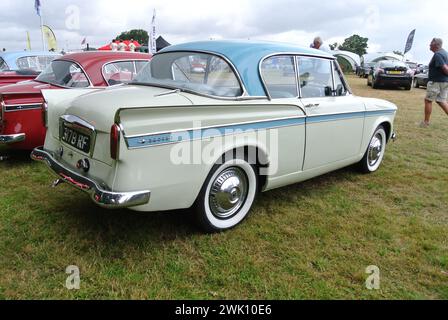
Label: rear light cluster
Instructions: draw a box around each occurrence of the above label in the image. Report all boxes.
[41,101,48,127]
[110,123,121,160]
[377,68,385,74]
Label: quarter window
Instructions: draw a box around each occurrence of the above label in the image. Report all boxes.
[103,61,140,85]
[298,57,333,98]
[261,56,298,99]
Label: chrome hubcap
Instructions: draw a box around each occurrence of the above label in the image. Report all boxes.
[368,133,383,167]
[209,167,248,219]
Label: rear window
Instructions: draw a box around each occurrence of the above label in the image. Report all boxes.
[16,55,58,72]
[134,52,243,98]
[103,61,148,85]
[36,60,90,88]
[379,61,407,68]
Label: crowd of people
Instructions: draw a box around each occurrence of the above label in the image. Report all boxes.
[109,38,139,52]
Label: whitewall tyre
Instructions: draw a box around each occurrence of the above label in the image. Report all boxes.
[194,159,258,232]
[359,125,387,173]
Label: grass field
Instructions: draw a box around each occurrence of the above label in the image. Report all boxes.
[0,75,447,299]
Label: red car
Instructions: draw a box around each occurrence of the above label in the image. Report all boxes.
[0,51,151,150]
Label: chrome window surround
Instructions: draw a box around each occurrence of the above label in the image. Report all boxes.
[59,114,97,157]
[37,59,94,89]
[259,52,353,101]
[144,50,250,101]
[0,58,8,71]
[101,59,150,86]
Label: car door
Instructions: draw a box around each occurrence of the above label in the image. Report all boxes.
[259,55,307,178]
[298,56,365,171]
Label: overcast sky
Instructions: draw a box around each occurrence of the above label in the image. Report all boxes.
[0,0,447,63]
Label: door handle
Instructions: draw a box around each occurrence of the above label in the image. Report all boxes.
[304,103,320,108]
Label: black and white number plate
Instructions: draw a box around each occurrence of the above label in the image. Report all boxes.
[61,122,91,153]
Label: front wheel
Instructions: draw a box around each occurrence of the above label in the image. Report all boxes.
[193,158,258,232]
[358,125,387,173]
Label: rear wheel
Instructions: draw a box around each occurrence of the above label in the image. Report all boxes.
[358,125,387,173]
[193,158,258,232]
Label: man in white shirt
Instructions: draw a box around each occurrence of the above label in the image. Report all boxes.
[310,37,331,53]
[110,39,118,51]
[118,40,127,51]
[128,39,136,52]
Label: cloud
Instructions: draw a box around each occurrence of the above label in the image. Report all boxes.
[0,0,446,63]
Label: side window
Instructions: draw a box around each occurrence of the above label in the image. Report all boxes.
[298,57,333,98]
[261,56,298,99]
[103,61,137,85]
[333,62,348,96]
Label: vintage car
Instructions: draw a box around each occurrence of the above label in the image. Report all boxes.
[413,68,429,88]
[367,60,413,90]
[0,51,61,87]
[32,40,397,232]
[0,51,151,150]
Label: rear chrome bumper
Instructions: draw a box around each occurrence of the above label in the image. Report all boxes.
[31,146,151,209]
[0,133,25,144]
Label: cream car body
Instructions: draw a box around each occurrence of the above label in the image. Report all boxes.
[33,41,397,232]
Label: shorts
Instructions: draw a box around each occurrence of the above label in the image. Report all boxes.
[426,81,448,102]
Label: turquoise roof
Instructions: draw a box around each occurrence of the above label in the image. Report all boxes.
[160,40,333,96]
[0,51,60,70]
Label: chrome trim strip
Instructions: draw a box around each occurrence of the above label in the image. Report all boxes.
[125,117,306,149]
[31,147,150,208]
[124,116,306,139]
[0,133,26,144]
[4,103,42,112]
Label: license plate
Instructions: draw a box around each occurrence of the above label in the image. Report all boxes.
[387,71,403,75]
[61,123,91,153]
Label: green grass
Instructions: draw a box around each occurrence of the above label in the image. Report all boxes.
[0,75,447,299]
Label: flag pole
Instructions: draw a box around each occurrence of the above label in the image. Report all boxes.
[40,3,46,51]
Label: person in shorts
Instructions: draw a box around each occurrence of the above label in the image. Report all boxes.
[421,38,448,127]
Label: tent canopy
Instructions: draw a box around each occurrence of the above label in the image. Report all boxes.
[98,40,141,51]
[332,50,361,72]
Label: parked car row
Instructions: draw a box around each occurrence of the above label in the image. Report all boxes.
[0,51,151,149]
[0,51,61,87]
[16,40,397,232]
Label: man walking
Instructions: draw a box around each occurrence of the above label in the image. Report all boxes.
[421,38,448,127]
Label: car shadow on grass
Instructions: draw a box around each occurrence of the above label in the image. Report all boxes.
[0,147,34,166]
[47,164,361,247]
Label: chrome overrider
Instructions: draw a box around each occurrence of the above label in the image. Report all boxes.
[30,146,151,208]
[0,133,26,144]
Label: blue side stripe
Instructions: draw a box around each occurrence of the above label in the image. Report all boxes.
[126,117,305,148]
[125,110,395,148]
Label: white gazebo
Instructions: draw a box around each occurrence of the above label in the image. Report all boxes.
[332,50,361,72]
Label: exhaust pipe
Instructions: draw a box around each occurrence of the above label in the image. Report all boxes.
[52,179,64,188]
